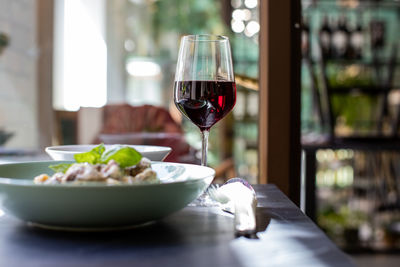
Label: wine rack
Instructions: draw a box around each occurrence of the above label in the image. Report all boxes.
[301,0,400,252]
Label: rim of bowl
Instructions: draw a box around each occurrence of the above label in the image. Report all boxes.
[45,145,172,154]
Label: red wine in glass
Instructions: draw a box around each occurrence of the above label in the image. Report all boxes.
[174,34,235,169]
[174,80,236,132]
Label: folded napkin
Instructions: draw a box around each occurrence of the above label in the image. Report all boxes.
[209,178,257,235]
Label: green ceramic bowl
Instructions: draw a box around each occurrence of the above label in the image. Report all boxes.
[0,161,214,229]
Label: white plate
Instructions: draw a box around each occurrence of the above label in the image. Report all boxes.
[45,144,172,161]
[0,161,214,229]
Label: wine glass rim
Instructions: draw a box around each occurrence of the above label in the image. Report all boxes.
[183,34,229,42]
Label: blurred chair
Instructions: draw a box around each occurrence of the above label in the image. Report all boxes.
[83,104,198,163]
[100,104,182,134]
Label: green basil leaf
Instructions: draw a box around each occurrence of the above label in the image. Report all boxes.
[100,146,142,168]
[49,163,72,173]
[74,144,105,164]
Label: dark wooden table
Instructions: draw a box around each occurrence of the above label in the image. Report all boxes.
[0,185,354,267]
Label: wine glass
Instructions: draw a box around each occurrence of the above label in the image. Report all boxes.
[174,34,236,167]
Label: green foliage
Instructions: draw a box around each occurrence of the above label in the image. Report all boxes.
[152,0,228,36]
[0,32,9,55]
[327,64,378,132]
[0,33,9,47]
[327,64,375,89]
[331,94,378,131]
[318,205,367,239]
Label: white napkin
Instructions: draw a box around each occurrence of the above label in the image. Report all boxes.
[211,181,257,234]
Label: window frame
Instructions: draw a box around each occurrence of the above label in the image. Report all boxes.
[258,0,301,205]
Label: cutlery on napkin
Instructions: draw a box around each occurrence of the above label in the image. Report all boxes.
[208,178,257,236]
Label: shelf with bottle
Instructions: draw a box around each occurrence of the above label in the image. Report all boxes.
[301,1,399,64]
[300,2,400,137]
[302,0,400,11]
[302,16,398,62]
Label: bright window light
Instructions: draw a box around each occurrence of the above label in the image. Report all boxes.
[231,19,245,33]
[244,0,258,9]
[245,21,260,37]
[126,60,161,77]
[242,9,252,21]
[54,0,107,111]
[232,9,245,21]
[231,0,242,9]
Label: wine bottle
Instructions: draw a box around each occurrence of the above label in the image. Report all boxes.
[319,15,332,59]
[332,16,350,59]
[350,19,364,59]
[370,20,385,50]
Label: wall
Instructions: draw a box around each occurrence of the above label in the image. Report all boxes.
[0,0,39,148]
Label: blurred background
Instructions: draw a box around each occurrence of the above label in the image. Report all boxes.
[0,0,399,265]
[0,0,260,183]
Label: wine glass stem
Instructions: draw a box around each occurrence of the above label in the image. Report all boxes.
[200,130,209,166]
